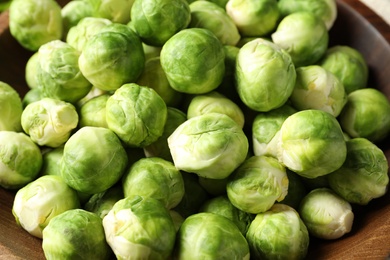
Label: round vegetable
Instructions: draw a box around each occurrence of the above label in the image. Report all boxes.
[0,131,42,189]
[168,113,249,179]
[87,0,135,24]
[160,28,225,94]
[0,81,23,132]
[60,126,128,194]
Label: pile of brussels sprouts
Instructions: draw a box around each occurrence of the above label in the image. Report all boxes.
[1,0,390,259]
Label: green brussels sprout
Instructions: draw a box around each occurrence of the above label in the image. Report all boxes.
[42,209,111,260]
[122,157,185,209]
[131,0,191,46]
[319,45,369,93]
[25,52,40,89]
[84,184,124,219]
[187,91,245,129]
[103,195,177,259]
[188,1,240,46]
[87,0,135,24]
[277,0,337,30]
[66,17,112,52]
[0,131,42,189]
[277,109,347,179]
[174,212,250,259]
[36,40,92,103]
[236,38,296,112]
[0,81,23,132]
[78,23,145,92]
[60,126,129,194]
[327,138,389,205]
[9,0,63,51]
[246,203,310,260]
[106,83,168,147]
[339,88,390,142]
[290,65,347,117]
[227,155,289,214]
[21,98,79,148]
[271,11,329,67]
[168,113,249,179]
[252,104,297,158]
[12,175,80,238]
[143,107,187,161]
[299,188,354,239]
[160,28,225,94]
[136,56,183,107]
[61,0,94,37]
[78,94,110,128]
[41,146,64,176]
[198,176,228,196]
[22,88,43,108]
[173,172,210,218]
[226,0,280,37]
[278,170,308,209]
[169,210,185,232]
[200,195,254,235]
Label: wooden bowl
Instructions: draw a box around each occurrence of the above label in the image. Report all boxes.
[0,0,389,259]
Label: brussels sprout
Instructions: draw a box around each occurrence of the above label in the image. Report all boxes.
[0,81,23,132]
[277,109,347,179]
[299,188,354,239]
[252,104,297,158]
[271,12,329,67]
[66,17,112,52]
[84,184,124,219]
[188,1,240,46]
[279,170,308,209]
[131,0,191,46]
[246,203,309,260]
[41,146,64,176]
[106,83,167,147]
[78,23,145,92]
[60,126,128,194]
[173,172,210,218]
[61,0,94,36]
[25,52,40,89]
[103,195,177,259]
[227,155,289,214]
[160,28,225,94]
[143,107,187,161]
[87,0,135,24]
[174,212,250,259]
[198,176,229,196]
[21,98,79,148]
[42,209,111,260]
[12,175,80,238]
[226,0,280,37]
[338,88,390,142]
[327,138,389,205]
[9,0,63,51]
[36,40,92,103]
[277,0,337,30]
[200,195,254,235]
[79,94,110,128]
[319,45,368,93]
[122,157,185,209]
[187,91,245,129]
[168,113,249,179]
[290,65,347,117]
[0,131,42,189]
[236,38,296,112]
[136,56,183,107]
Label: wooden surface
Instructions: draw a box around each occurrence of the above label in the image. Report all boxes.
[0,0,390,259]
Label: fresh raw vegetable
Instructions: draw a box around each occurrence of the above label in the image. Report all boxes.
[1,0,390,259]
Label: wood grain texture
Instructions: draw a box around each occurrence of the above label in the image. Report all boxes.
[0,0,389,259]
